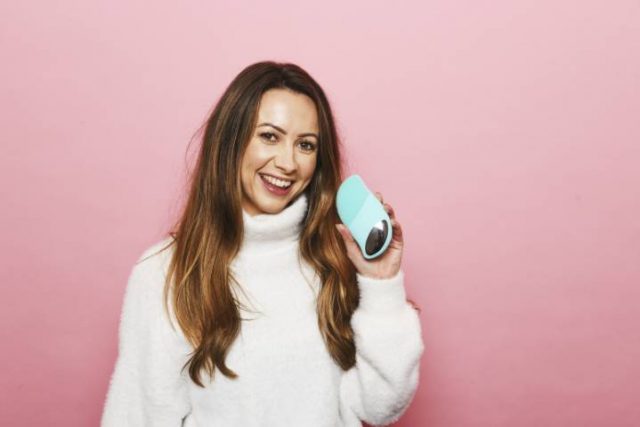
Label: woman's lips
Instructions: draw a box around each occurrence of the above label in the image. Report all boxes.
[259,174,293,196]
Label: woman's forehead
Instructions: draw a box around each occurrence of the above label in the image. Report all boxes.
[256,90,319,134]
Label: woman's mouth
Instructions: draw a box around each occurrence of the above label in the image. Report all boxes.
[259,173,294,196]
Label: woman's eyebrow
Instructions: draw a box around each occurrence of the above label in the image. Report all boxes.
[257,122,318,138]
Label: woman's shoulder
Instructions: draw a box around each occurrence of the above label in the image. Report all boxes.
[129,236,176,290]
[121,236,188,345]
[137,236,175,264]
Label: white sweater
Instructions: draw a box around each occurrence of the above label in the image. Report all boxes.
[101,192,424,427]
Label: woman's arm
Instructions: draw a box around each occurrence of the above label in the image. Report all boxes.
[339,269,424,426]
[101,247,192,427]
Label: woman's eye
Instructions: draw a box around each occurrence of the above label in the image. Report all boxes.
[260,132,315,152]
[300,141,317,152]
[259,132,277,142]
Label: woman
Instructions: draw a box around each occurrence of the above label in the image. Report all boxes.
[101,61,424,426]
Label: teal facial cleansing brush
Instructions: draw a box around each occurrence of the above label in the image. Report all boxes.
[335,174,393,259]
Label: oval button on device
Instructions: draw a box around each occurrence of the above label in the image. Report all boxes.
[365,220,389,256]
[335,174,393,260]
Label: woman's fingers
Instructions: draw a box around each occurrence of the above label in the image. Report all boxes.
[375,191,384,204]
[376,191,396,222]
[384,203,395,219]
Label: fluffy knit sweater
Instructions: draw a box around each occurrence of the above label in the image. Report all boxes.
[101,192,424,427]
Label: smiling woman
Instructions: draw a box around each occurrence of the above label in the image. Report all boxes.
[240,89,320,216]
[100,60,424,427]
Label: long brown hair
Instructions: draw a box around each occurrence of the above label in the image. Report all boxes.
[147,61,420,387]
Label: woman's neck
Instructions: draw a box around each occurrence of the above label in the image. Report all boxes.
[238,192,308,257]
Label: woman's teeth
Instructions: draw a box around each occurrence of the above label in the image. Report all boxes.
[261,174,292,188]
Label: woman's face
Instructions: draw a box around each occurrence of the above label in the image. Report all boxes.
[240,88,319,216]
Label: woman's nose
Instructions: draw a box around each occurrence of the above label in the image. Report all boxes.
[274,142,297,172]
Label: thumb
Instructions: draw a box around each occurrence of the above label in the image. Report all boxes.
[335,224,348,241]
[335,224,365,266]
[336,224,356,248]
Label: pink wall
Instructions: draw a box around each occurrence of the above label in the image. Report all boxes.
[2,0,639,425]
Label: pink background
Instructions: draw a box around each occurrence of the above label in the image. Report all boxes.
[2,1,639,426]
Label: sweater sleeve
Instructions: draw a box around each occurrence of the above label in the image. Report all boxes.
[101,248,192,427]
[338,269,425,426]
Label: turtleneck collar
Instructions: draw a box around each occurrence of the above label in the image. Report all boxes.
[239,192,309,256]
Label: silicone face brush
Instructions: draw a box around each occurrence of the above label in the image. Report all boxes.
[335,174,393,259]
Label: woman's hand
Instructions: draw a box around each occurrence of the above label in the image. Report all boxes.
[335,191,404,280]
